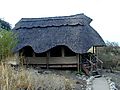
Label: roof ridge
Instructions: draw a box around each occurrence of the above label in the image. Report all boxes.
[20,13,85,22]
[14,13,92,30]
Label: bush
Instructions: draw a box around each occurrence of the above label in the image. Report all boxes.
[0,29,17,61]
[97,41,120,70]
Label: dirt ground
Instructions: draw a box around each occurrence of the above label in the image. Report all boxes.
[103,70,120,90]
[92,77,109,90]
[37,69,87,90]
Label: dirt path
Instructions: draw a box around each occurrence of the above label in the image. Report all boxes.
[92,77,109,90]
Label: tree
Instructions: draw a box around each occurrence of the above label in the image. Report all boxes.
[105,41,120,55]
[0,29,18,61]
[0,19,11,30]
[97,41,120,69]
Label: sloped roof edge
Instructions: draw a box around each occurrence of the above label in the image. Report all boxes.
[14,13,92,30]
[13,13,105,54]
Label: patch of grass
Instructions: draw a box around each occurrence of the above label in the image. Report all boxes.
[0,63,75,90]
[114,67,120,71]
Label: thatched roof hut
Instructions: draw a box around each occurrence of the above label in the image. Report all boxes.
[13,13,105,54]
[12,13,105,73]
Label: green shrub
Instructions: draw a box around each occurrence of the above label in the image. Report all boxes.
[0,29,17,61]
[97,41,120,70]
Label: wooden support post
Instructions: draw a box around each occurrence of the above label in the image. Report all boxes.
[93,46,94,54]
[79,54,82,73]
[46,51,50,69]
[77,54,80,73]
[90,55,93,73]
[61,47,64,57]
[95,46,99,56]
[95,46,97,55]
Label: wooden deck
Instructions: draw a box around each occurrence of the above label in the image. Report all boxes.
[23,56,78,68]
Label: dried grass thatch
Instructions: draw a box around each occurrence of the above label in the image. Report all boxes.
[13,13,105,53]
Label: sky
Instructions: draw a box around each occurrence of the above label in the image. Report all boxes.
[0,0,120,44]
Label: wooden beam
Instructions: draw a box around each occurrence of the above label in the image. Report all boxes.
[95,46,98,56]
[90,55,93,73]
[61,47,64,57]
[77,54,80,73]
[93,46,95,54]
[46,51,50,69]
[79,54,82,73]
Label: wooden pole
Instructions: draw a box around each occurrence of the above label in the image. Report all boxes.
[93,46,95,54]
[77,54,80,73]
[61,47,64,57]
[46,51,50,69]
[95,46,98,55]
[79,54,82,74]
[90,55,93,73]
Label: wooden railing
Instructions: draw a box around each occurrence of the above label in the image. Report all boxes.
[94,55,103,64]
[85,58,94,65]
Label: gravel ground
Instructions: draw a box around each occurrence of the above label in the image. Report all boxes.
[92,77,109,90]
[38,69,120,90]
[103,70,120,90]
[38,69,87,90]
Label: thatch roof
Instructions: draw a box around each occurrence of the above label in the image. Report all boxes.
[13,13,105,53]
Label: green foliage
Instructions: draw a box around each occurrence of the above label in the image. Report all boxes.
[98,41,120,69]
[105,41,120,55]
[0,19,11,30]
[0,29,18,61]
